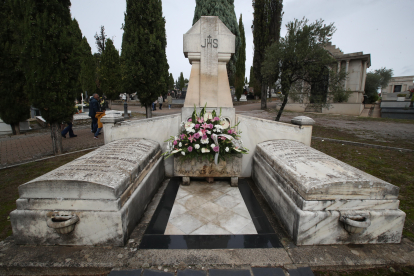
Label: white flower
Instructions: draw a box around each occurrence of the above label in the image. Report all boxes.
[194,144,200,149]
[201,148,210,153]
[210,143,216,148]
[181,151,185,155]
[184,122,193,128]
[197,130,203,136]
[186,127,195,133]
[220,120,230,129]
[233,148,241,152]
[171,149,182,154]
[178,142,182,147]
[207,130,211,134]
[225,147,229,152]
[214,124,223,129]
[213,129,216,132]
[201,138,209,144]
[203,112,213,122]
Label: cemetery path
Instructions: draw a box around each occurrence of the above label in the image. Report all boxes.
[0,125,104,169]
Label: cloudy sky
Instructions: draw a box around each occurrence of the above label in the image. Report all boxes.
[70,0,414,82]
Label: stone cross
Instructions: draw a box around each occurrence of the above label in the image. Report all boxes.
[183,16,235,108]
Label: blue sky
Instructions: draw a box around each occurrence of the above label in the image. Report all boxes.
[70,0,414,82]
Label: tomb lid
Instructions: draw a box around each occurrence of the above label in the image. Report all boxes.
[18,138,160,200]
[256,140,399,200]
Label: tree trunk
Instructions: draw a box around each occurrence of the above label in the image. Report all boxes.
[50,122,63,155]
[13,123,21,135]
[109,99,112,109]
[261,83,267,110]
[10,123,16,135]
[146,104,152,118]
[276,91,289,121]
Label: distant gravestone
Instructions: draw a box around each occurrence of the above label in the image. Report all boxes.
[183,16,235,108]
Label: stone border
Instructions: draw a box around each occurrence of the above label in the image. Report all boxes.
[312,136,414,152]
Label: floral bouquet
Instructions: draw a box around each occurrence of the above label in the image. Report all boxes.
[163,105,248,163]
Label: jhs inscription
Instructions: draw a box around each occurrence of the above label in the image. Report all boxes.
[201,35,218,48]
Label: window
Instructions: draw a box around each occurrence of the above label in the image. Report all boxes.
[394,85,402,93]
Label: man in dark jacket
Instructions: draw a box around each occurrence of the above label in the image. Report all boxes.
[89,93,101,133]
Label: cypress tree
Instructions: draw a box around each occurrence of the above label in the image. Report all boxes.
[168,73,174,90]
[100,38,121,105]
[0,0,30,135]
[79,37,96,100]
[22,0,80,154]
[70,18,83,101]
[193,0,240,86]
[252,0,283,109]
[234,14,246,101]
[121,0,169,118]
[178,72,185,91]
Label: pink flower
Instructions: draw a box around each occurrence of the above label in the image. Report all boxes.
[202,134,208,140]
[188,118,192,122]
[209,124,214,129]
[220,137,226,141]
[228,129,236,134]
[194,133,200,139]
[201,123,209,129]
[188,134,195,143]
[213,146,219,152]
[213,117,220,121]
[188,146,193,152]
[197,117,204,123]
[173,140,177,145]
[195,124,200,129]
[181,134,187,140]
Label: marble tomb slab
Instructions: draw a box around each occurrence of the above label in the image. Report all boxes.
[252,140,405,245]
[10,138,165,246]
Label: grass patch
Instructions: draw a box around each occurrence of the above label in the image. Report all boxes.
[0,150,93,241]
[314,266,414,275]
[312,140,414,241]
[312,125,414,150]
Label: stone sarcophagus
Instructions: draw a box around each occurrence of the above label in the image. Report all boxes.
[10,138,164,246]
[252,140,405,245]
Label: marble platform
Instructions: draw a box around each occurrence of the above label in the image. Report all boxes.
[165,181,257,235]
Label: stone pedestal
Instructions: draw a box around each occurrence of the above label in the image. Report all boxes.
[174,154,242,186]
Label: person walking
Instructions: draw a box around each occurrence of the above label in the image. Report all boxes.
[61,115,77,138]
[89,93,101,134]
[167,93,172,109]
[158,95,163,110]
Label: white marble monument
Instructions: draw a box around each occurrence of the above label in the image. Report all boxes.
[252,140,406,245]
[182,16,236,124]
[10,138,164,246]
